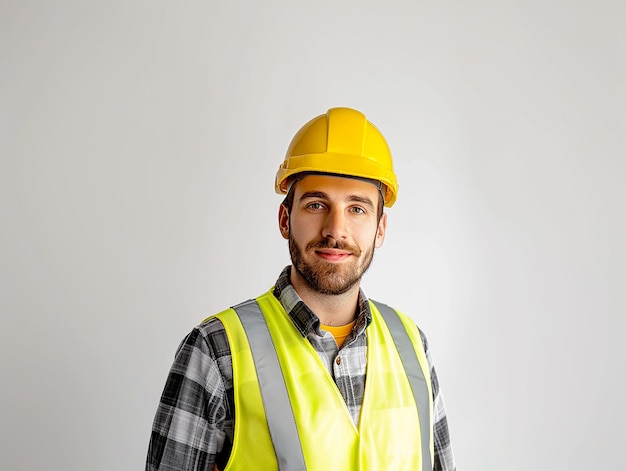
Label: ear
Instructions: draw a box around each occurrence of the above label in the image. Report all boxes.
[278,204,290,239]
[374,212,387,248]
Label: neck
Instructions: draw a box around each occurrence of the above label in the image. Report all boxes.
[290,269,360,326]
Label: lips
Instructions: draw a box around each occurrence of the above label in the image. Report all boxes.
[314,248,352,262]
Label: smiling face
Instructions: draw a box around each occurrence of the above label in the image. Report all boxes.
[278,174,387,296]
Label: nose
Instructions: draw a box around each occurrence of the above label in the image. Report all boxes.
[322,207,348,240]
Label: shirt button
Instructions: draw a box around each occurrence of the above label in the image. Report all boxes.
[336,356,341,365]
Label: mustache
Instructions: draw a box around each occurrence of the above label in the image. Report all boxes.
[306,238,361,255]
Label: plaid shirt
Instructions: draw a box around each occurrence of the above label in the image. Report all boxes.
[147,267,456,470]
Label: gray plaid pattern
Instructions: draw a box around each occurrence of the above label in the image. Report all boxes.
[147,267,456,470]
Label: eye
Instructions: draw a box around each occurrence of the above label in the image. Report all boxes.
[349,206,366,215]
[306,202,325,210]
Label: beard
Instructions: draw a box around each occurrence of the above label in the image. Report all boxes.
[289,234,376,296]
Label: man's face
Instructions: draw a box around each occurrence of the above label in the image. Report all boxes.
[278,174,387,295]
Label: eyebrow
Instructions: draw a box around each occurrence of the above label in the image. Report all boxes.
[299,191,376,210]
[299,191,328,202]
[348,195,376,210]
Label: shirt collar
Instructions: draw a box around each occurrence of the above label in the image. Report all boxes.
[273,266,372,337]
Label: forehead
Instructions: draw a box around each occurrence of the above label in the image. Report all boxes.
[293,174,380,201]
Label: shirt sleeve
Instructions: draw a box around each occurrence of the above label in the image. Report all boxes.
[419,329,457,471]
[146,324,229,471]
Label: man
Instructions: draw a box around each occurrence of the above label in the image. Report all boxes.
[146,107,456,470]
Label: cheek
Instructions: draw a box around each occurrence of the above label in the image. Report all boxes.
[353,228,380,249]
[290,214,321,237]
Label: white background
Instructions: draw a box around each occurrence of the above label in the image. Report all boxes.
[1,1,624,470]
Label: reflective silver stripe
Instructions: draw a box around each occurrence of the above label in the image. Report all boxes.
[372,300,432,471]
[233,300,306,471]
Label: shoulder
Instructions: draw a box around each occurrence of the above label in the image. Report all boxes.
[176,315,233,361]
[168,316,232,376]
[368,299,430,354]
[167,315,235,393]
[185,293,274,360]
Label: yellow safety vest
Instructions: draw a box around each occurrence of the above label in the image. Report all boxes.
[212,289,433,471]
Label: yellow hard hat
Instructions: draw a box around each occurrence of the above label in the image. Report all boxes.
[275,107,399,207]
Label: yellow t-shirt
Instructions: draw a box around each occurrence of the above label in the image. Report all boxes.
[320,320,356,349]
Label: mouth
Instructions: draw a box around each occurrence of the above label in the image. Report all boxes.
[314,248,352,262]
